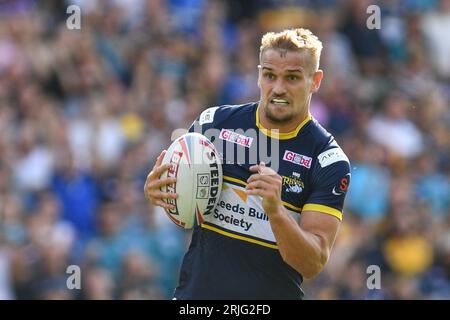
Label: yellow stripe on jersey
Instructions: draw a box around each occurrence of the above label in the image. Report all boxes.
[302,203,343,221]
[223,175,247,187]
[256,107,312,140]
[201,223,278,249]
[282,201,302,213]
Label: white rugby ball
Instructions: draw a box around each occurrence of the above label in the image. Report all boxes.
[160,132,222,229]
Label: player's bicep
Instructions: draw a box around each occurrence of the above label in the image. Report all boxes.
[299,210,341,257]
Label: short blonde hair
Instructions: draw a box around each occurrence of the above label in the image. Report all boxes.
[260,28,323,72]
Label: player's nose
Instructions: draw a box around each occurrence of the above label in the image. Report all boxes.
[272,78,287,95]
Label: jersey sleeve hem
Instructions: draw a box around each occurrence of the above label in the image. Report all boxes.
[302,203,343,221]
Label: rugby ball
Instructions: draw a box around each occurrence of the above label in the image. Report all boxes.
[160,132,222,229]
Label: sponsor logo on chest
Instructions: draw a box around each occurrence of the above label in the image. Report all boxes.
[283,150,312,169]
[219,129,253,148]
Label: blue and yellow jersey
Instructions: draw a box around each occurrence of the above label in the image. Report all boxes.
[174,102,350,300]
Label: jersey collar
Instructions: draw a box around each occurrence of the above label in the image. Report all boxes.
[255,105,312,140]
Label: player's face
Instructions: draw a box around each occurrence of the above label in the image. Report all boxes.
[258,48,323,126]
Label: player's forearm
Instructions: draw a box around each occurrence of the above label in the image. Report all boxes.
[269,207,329,279]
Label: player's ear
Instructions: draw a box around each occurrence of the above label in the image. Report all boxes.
[310,70,323,93]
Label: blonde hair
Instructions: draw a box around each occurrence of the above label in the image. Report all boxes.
[260,28,323,72]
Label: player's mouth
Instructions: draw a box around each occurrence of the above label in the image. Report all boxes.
[270,98,290,105]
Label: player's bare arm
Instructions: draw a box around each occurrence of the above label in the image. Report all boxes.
[246,162,340,279]
[144,150,178,210]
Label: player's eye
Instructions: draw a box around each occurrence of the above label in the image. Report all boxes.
[264,73,275,80]
[287,75,299,81]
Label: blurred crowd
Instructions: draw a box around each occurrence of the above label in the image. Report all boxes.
[0,0,449,300]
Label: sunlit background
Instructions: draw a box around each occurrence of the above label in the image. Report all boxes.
[0,0,449,299]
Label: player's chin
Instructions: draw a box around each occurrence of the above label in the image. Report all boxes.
[266,103,292,121]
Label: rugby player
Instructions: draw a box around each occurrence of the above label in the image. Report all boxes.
[144,28,351,299]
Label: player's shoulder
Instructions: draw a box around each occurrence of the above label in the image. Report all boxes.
[307,118,350,168]
[306,117,334,147]
[197,102,257,126]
